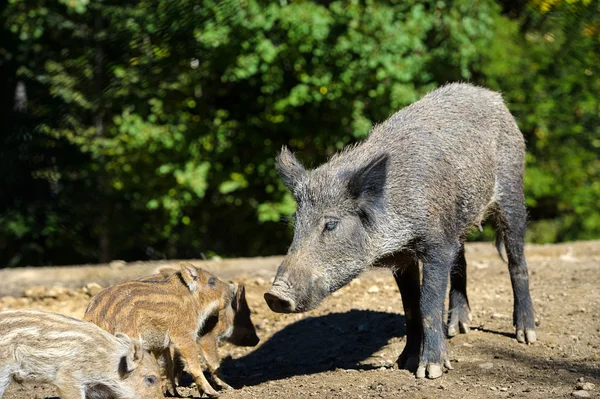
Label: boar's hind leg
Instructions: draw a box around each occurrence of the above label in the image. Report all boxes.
[497,192,536,344]
[416,242,459,379]
[393,254,422,372]
[447,244,472,337]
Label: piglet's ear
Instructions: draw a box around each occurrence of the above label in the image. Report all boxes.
[156,267,178,277]
[236,283,247,310]
[115,332,144,376]
[180,262,200,292]
[347,153,388,212]
[276,146,307,192]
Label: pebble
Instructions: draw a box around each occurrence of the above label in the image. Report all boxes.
[0,296,17,306]
[23,286,47,300]
[572,391,591,398]
[109,260,126,269]
[479,362,494,370]
[576,382,595,391]
[367,285,380,294]
[253,277,265,286]
[85,283,103,297]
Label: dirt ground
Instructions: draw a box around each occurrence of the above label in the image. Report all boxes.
[1,241,599,399]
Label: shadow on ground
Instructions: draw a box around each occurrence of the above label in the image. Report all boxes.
[220,310,406,387]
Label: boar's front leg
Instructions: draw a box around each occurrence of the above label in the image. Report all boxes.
[393,253,422,372]
[416,241,458,379]
[175,338,219,397]
[447,244,472,337]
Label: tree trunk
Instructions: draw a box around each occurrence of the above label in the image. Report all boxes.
[94,13,111,263]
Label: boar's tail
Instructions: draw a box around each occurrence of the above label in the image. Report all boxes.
[495,229,507,263]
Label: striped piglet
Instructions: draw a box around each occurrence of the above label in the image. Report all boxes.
[0,309,164,399]
[83,263,235,397]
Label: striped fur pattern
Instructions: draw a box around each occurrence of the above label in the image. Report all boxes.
[142,268,260,391]
[0,309,163,399]
[83,263,233,398]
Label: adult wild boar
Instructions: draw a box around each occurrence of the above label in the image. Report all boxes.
[264,83,536,379]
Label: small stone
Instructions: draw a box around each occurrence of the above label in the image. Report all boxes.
[85,283,103,297]
[490,386,497,391]
[576,382,595,391]
[254,277,265,286]
[491,313,508,319]
[572,391,591,398]
[109,260,127,269]
[462,342,473,347]
[0,296,17,307]
[46,286,69,299]
[479,362,494,370]
[23,286,47,300]
[367,285,380,294]
[499,387,508,392]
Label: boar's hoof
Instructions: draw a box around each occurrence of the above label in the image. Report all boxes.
[447,306,472,337]
[516,328,537,344]
[264,292,294,313]
[416,359,452,379]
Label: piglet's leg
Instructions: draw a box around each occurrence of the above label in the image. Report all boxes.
[199,334,233,390]
[176,338,219,397]
[160,347,180,397]
[56,380,85,399]
[0,371,10,398]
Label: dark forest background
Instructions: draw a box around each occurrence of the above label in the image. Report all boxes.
[1,0,598,267]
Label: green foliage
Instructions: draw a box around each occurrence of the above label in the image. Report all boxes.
[0,0,598,266]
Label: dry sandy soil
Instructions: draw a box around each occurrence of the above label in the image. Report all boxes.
[1,241,599,399]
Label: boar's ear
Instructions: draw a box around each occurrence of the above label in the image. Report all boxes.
[180,262,201,291]
[115,333,144,376]
[276,146,307,192]
[347,153,388,216]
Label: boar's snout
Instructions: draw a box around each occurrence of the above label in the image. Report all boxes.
[264,290,296,313]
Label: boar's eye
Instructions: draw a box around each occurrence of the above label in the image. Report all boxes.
[324,221,338,232]
[144,375,158,386]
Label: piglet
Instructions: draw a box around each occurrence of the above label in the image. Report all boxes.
[145,268,259,391]
[0,309,163,399]
[84,262,233,397]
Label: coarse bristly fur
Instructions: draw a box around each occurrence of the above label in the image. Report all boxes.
[265,83,537,380]
[83,263,236,398]
[0,309,164,399]
[139,267,259,393]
